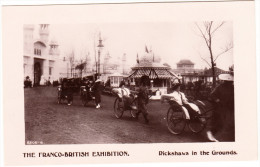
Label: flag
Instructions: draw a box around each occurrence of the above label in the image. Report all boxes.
[145,45,149,53]
[136,54,139,64]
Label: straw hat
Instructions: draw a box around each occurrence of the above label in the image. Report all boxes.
[95,79,102,83]
[218,74,234,81]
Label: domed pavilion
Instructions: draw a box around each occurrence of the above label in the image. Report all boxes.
[128,50,178,95]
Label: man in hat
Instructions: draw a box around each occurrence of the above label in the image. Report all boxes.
[210,73,234,141]
[135,75,150,124]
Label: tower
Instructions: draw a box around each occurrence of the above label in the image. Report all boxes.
[23,25,35,80]
[23,25,34,55]
[122,53,126,75]
[39,24,49,44]
[49,39,60,57]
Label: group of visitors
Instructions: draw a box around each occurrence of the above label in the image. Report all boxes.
[60,77,104,108]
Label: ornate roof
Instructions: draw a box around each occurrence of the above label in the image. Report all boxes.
[128,68,178,79]
[132,61,170,70]
[129,48,178,79]
[177,59,194,65]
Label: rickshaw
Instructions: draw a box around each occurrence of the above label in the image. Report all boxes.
[113,89,138,118]
[57,85,73,105]
[80,85,95,107]
[161,95,213,134]
[57,78,78,105]
[113,86,159,119]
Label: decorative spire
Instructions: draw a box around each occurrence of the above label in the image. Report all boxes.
[136,53,139,64]
[145,45,149,53]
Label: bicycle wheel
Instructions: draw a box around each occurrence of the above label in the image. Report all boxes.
[114,98,124,118]
[188,116,205,133]
[167,107,186,135]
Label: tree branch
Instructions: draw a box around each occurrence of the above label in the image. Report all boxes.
[211,21,225,35]
[195,22,210,47]
[196,50,211,67]
[214,42,233,62]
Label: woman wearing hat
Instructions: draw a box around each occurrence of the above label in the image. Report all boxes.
[161,82,218,142]
[210,73,234,141]
[92,78,103,109]
[165,83,204,117]
[116,81,137,110]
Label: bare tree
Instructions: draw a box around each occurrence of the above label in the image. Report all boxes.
[195,21,233,87]
[75,59,86,78]
[68,50,75,77]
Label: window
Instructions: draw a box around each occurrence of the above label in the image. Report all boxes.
[114,77,118,85]
[34,48,41,56]
[49,67,52,75]
[24,64,26,75]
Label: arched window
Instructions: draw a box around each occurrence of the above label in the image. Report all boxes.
[34,48,41,56]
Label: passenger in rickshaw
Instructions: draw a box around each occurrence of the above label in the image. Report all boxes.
[161,82,218,142]
[82,78,92,100]
[163,83,204,119]
[116,81,137,110]
[61,78,73,105]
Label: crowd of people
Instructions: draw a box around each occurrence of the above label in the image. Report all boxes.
[58,77,105,108]
[25,73,235,142]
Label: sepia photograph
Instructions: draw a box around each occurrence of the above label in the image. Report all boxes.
[23,22,234,144]
[1,0,258,166]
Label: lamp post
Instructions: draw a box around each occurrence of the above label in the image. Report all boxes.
[97,33,104,78]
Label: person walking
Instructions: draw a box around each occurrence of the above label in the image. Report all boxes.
[210,73,235,141]
[136,75,150,124]
[92,78,103,109]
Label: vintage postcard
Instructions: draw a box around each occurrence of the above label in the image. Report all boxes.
[1,0,258,166]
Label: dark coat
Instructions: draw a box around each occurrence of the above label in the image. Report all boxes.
[210,81,234,140]
[92,82,104,104]
[137,86,149,104]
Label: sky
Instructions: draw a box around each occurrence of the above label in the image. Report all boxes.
[39,21,233,70]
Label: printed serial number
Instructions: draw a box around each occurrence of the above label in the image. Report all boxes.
[26,141,43,145]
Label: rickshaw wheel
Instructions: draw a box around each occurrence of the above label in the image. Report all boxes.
[130,109,138,118]
[114,97,124,119]
[167,106,186,135]
[57,92,61,104]
[188,116,205,133]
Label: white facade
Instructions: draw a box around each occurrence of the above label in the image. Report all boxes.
[23,24,63,86]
